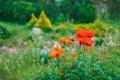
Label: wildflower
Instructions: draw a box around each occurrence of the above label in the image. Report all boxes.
[1,46,7,51]
[56,49,64,54]
[59,24,66,29]
[76,29,95,46]
[76,29,96,38]
[71,52,77,57]
[85,38,94,46]
[59,37,66,43]
[48,52,56,58]
[84,46,90,52]
[54,42,61,48]
[76,29,87,38]
[70,37,74,41]
[66,39,73,44]
[87,30,96,37]
[53,46,60,51]
[79,38,94,46]
[98,46,108,53]
[78,38,86,45]
[106,40,116,47]
[17,39,23,47]
[65,56,70,62]
[56,52,62,59]
[104,36,109,42]
[8,47,18,54]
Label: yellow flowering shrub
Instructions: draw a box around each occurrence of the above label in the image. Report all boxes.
[71,18,109,36]
[35,10,52,29]
[27,13,37,27]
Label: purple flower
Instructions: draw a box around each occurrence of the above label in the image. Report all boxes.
[17,39,23,47]
[8,47,18,54]
[104,36,109,42]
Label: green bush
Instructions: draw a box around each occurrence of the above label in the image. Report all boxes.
[2,1,41,24]
[0,25,10,39]
[60,0,96,23]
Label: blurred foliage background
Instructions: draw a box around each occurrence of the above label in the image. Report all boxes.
[0,0,120,24]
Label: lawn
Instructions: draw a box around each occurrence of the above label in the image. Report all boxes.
[0,20,120,80]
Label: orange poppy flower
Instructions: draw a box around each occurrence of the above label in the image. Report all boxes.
[48,52,56,58]
[59,37,66,43]
[56,49,64,54]
[71,52,77,57]
[66,39,73,44]
[84,46,90,52]
[53,46,60,51]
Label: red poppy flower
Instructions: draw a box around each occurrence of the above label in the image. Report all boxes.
[76,29,87,38]
[56,52,62,59]
[79,38,94,46]
[87,30,96,37]
[78,38,86,44]
[85,38,94,46]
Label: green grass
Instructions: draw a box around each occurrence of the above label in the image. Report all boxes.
[0,21,120,80]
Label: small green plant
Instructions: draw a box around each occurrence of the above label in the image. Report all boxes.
[0,25,10,39]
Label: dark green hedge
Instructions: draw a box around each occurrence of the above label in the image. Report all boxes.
[1,1,41,24]
[0,0,96,24]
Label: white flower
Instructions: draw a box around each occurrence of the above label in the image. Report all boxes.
[1,46,7,51]
[106,40,116,47]
[32,28,43,35]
